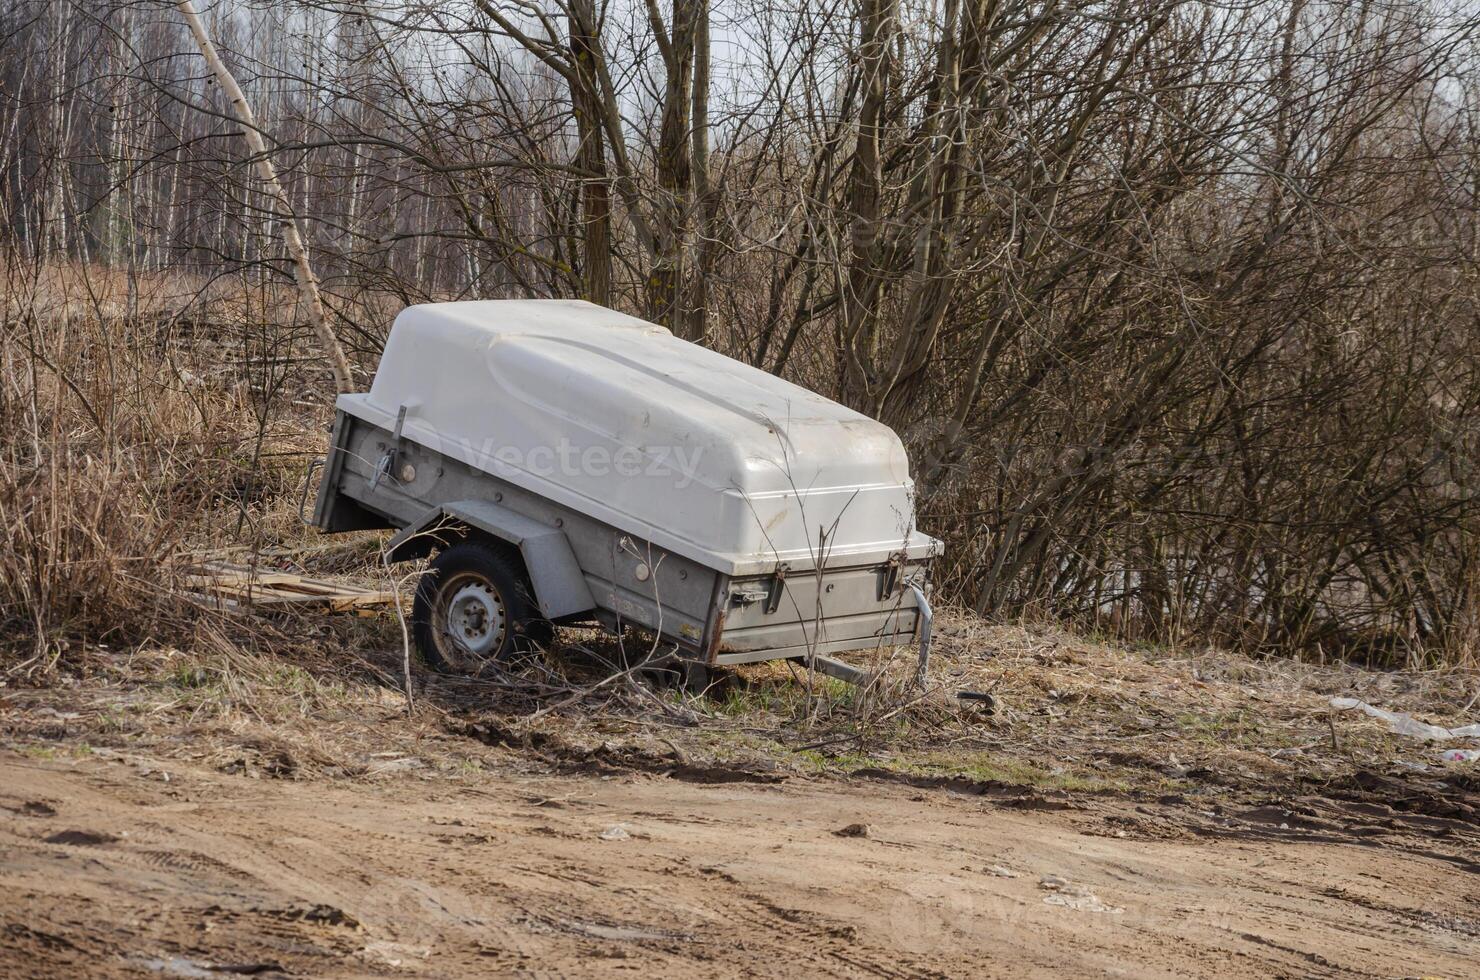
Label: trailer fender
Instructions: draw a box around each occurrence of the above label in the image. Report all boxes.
[386,500,596,620]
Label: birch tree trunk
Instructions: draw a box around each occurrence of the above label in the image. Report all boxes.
[175,0,353,394]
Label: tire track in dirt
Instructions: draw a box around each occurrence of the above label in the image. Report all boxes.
[3,752,1478,978]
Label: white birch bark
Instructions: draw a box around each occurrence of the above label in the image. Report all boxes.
[176,0,353,393]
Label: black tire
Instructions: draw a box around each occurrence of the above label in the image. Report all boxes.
[412,540,541,673]
[679,660,712,696]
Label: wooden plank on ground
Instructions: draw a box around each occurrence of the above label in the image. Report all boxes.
[184,560,396,613]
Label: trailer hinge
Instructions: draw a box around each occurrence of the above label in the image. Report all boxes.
[878,552,906,601]
[764,563,789,615]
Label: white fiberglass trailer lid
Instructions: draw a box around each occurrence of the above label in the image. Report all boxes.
[338,300,939,576]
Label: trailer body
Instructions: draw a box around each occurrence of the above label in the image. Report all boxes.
[311,300,939,668]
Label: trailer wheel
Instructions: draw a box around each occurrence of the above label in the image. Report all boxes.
[413,541,540,672]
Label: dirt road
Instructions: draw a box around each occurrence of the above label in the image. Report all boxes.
[2,749,1476,978]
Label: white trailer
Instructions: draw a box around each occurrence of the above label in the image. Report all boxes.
[309,300,939,681]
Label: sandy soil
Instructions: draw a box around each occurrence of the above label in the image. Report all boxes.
[3,745,1477,979]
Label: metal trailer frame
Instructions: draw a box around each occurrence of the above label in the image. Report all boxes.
[310,407,934,676]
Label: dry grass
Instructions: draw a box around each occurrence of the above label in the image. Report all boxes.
[887,611,1480,792]
[0,257,335,678]
[2,260,1476,804]
[4,595,1476,811]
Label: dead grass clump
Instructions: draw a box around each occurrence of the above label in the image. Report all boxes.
[0,259,329,679]
[0,443,200,675]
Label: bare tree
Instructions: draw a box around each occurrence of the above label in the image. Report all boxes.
[4,0,1479,663]
[176,0,352,393]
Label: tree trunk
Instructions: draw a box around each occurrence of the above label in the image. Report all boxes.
[840,0,897,404]
[647,0,696,335]
[687,0,714,344]
[176,0,353,394]
[569,0,611,307]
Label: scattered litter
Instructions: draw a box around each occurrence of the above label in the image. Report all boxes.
[1039,874,1123,914]
[1438,748,1480,764]
[1329,698,1480,742]
[834,822,872,839]
[985,864,1021,878]
[599,824,631,841]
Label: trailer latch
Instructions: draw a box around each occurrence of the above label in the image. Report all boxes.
[731,563,789,612]
[370,403,411,491]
